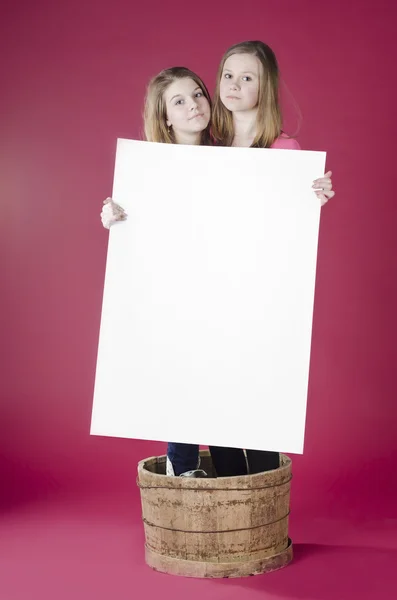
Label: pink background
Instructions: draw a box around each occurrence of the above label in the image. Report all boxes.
[1,1,396,598]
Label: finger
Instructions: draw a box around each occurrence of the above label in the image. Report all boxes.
[105,203,122,216]
[110,202,126,215]
[313,183,332,192]
[313,178,332,188]
[114,205,127,215]
[316,189,335,200]
[315,190,335,204]
[101,208,113,220]
[315,191,328,206]
[107,211,126,222]
[101,210,114,225]
[313,170,332,184]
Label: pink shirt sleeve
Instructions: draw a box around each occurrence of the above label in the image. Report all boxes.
[270,135,301,150]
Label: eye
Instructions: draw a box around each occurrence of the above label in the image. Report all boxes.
[224,73,231,79]
[175,99,184,105]
[195,91,203,98]
[242,76,252,82]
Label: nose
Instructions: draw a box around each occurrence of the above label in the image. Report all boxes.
[189,98,198,110]
[229,80,239,91]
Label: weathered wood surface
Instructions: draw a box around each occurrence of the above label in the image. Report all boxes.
[137,451,292,578]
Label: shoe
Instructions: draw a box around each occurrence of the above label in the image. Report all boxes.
[166,456,208,477]
[179,469,207,478]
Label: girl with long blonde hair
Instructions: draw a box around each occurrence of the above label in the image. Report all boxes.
[101,67,214,478]
[208,40,334,477]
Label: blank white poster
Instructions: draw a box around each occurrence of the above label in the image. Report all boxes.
[91,139,326,454]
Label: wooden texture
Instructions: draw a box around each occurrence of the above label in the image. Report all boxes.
[137,451,292,578]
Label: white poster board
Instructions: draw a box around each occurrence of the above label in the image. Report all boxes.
[91,139,326,454]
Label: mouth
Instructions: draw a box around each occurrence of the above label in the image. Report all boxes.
[226,95,240,100]
[189,113,204,120]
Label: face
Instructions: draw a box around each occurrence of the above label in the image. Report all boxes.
[220,53,261,113]
[164,78,211,139]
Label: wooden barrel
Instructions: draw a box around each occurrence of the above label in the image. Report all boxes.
[137,450,292,578]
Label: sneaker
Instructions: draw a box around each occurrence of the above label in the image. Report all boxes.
[179,469,207,478]
[166,456,207,477]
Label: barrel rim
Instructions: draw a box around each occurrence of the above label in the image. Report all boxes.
[137,450,291,489]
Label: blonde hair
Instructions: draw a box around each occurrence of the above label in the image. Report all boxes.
[212,41,283,148]
[144,67,212,145]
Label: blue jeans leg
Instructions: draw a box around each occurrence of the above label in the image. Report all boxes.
[209,446,247,476]
[167,442,200,476]
[210,446,279,476]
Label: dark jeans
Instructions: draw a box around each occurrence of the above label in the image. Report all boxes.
[167,443,200,476]
[210,446,279,476]
[167,442,279,476]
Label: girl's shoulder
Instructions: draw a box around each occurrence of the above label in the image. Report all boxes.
[271,133,301,150]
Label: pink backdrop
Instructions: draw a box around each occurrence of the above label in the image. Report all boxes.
[1,0,396,526]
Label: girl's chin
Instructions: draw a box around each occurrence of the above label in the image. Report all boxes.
[189,124,209,133]
[221,99,257,112]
